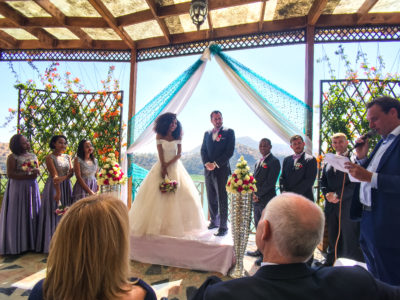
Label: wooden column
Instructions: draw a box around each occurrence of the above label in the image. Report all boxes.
[127,49,137,209]
[304,25,314,142]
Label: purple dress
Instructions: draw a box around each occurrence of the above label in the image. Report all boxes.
[0,153,41,255]
[36,154,73,253]
[72,157,98,201]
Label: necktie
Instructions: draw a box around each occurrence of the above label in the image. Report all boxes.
[293,153,301,160]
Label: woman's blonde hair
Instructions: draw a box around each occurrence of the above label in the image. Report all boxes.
[43,194,131,300]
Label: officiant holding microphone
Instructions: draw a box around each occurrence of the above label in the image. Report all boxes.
[201,111,235,237]
[345,96,400,285]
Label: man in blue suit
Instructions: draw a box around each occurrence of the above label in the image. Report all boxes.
[191,193,400,300]
[346,96,400,285]
[201,111,235,236]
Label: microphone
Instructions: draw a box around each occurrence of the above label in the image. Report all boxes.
[354,130,376,148]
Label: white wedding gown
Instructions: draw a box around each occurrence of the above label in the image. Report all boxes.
[129,139,207,237]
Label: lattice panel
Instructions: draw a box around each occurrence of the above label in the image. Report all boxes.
[0,174,7,197]
[1,49,131,62]
[319,79,400,154]
[137,29,305,61]
[315,25,400,43]
[17,88,123,189]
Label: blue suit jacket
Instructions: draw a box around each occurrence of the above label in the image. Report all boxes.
[350,135,400,248]
[191,264,400,300]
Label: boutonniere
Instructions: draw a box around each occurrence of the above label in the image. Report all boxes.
[294,162,303,170]
[215,134,222,142]
[261,162,267,169]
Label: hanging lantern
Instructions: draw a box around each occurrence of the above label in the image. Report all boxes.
[190,0,208,31]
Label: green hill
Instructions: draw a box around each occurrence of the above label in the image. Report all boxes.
[132,142,286,175]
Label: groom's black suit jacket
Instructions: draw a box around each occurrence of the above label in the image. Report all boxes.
[253,153,281,204]
[279,152,317,201]
[191,263,400,300]
[200,126,235,175]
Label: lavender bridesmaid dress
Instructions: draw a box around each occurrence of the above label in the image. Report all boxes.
[0,153,41,255]
[36,154,73,253]
[72,157,98,201]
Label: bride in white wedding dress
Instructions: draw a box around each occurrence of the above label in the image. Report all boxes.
[129,113,207,237]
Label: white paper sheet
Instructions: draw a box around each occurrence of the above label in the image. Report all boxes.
[324,153,360,182]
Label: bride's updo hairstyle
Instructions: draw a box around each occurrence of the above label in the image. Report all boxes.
[43,194,132,300]
[154,112,182,140]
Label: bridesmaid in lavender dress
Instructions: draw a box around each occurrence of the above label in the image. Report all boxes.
[72,139,98,201]
[36,135,73,253]
[0,134,41,255]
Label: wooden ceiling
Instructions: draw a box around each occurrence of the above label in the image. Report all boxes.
[0,0,399,51]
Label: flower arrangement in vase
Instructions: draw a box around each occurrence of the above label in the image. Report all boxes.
[97,152,127,186]
[226,156,257,195]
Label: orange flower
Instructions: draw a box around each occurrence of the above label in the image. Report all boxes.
[115,150,119,157]
[93,132,99,138]
[71,108,76,114]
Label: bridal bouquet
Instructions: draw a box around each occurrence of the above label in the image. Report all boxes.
[21,159,38,173]
[55,201,69,216]
[97,152,127,186]
[226,156,257,195]
[159,176,178,193]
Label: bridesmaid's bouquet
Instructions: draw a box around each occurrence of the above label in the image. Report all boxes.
[55,201,69,216]
[226,156,257,195]
[159,176,178,193]
[21,159,38,174]
[97,153,127,186]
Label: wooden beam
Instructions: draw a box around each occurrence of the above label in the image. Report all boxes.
[0,2,26,26]
[127,50,137,209]
[33,0,93,48]
[158,0,261,18]
[87,0,136,49]
[357,0,379,15]
[258,0,267,32]
[0,30,18,48]
[117,10,153,27]
[33,0,65,24]
[304,25,314,141]
[307,0,328,25]
[145,0,171,44]
[317,13,400,26]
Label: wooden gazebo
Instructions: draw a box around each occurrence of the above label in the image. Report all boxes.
[1,0,399,202]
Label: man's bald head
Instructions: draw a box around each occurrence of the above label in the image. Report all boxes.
[257,193,325,262]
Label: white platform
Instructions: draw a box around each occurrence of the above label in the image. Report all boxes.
[130,230,235,275]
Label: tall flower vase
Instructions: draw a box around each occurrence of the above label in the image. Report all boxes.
[100,184,121,199]
[229,192,252,278]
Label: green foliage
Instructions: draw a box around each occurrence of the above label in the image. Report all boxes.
[3,62,124,187]
[319,45,400,154]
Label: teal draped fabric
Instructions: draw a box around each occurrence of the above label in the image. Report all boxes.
[128,58,205,201]
[210,44,311,136]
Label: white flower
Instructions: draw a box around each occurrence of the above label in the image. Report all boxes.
[237,179,243,185]
[234,169,240,175]
[241,190,247,195]
[104,164,110,169]
[244,175,250,181]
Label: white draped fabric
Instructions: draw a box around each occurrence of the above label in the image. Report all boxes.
[126,51,210,154]
[213,54,313,153]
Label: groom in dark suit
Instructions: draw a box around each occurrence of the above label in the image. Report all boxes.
[279,135,317,201]
[246,138,280,265]
[191,193,400,300]
[201,111,235,236]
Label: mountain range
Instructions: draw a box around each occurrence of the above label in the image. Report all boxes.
[133,137,292,175]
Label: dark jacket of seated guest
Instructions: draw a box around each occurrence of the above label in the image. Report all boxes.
[191,263,400,300]
[191,192,400,300]
[29,277,157,300]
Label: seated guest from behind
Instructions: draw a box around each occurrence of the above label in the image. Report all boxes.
[191,193,400,300]
[29,194,156,300]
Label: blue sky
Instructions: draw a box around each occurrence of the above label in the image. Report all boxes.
[1,42,399,154]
